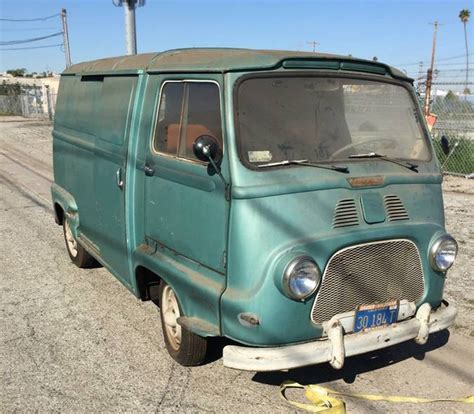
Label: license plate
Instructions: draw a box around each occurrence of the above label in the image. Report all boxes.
[354,301,399,333]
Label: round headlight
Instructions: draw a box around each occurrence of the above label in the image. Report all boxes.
[283,256,321,301]
[430,234,458,272]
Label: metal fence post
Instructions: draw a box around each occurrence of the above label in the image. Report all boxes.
[45,85,53,121]
[21,94,28,117]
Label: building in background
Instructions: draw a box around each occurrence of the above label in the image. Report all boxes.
[0,73,60,118]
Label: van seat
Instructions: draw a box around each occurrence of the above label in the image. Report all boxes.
[166,123,214,155]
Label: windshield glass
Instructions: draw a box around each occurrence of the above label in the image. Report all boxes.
[236,76,430,166]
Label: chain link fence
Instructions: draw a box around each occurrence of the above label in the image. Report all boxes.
[428,92,474,178]
[0,83,55,120]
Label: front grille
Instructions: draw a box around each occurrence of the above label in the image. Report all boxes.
[311,239,424,324]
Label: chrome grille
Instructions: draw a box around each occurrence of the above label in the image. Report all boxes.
[332,199,359,228]
[311,239,424,324]
[384,195,409,221]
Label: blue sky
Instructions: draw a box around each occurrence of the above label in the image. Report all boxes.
[1,0,472,85]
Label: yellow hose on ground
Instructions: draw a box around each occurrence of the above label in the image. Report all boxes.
[279,381,474,413]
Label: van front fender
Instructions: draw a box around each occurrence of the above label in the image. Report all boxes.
[51,183,79,236]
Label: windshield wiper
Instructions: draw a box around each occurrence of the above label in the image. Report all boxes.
[349,152,418,172]
[257,159,349,173]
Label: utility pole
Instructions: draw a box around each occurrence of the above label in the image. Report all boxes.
[124,0,137,55]
[424,21,441,116]
[113,0,145,55]
[61,8,72,68]
[306,40,319,53]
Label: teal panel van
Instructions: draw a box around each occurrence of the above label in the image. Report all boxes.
[52,48,458,371]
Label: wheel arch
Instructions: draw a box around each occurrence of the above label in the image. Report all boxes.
[135,266,162,303]
[54,202,64,225]
[132,253,222,337]
[51,183,78,227]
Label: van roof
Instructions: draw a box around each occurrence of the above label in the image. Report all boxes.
[63,48,410,80]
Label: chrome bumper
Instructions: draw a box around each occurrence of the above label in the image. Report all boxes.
[223,301,457,372]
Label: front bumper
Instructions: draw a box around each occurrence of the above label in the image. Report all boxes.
[223,300,457,372]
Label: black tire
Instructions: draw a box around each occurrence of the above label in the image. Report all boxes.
[63,219,97,268]
[159,281,207,366]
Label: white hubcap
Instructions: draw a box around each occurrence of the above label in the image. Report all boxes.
[161,285,182,350]
[64,220,78,258]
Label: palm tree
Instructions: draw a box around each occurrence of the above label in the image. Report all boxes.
[459,9,471,96]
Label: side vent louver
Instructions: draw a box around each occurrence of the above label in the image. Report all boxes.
[384,195,409,221]
[333,199,359,228]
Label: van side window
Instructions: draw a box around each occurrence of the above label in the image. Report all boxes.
[153,81,222,161]
[179,82,222,160]
[154,82,184,154]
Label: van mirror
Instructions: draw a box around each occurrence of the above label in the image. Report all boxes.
[193,135,220,162]
[193,135,229,197]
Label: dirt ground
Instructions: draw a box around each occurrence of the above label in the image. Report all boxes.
[0,117,473,413]
[440,175,474,338]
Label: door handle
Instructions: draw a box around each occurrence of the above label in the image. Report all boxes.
[116,167,124,189]
[143,164,155,177]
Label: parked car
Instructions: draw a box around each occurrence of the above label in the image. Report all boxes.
[52,48,458,371]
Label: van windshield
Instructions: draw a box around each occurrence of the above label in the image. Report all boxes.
[236,76,430,167]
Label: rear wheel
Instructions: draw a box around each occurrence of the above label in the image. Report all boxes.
[159,281,207,366]
[63,219,96,268]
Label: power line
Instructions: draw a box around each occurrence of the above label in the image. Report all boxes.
[432,82,474,85]
[408,69,474,75]
[435,75,474,78]
[407,68,474,77]
[395,53,473,67]
[0,31,63,46]
[0,27,59,31]
[410,63,471,70]
[0,9,71,67]
[0,13,60,22]
[434,62,474,67]
[436,53,472,62]
[435,68,474,72]
[0,43,63,51]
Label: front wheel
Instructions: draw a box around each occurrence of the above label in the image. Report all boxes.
[159,281,207,366]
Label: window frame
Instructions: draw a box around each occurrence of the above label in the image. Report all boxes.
[151,79,224,165]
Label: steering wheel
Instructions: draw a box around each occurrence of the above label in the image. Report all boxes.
[329,138,398,160]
